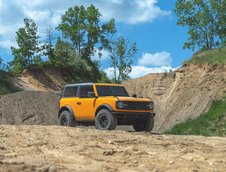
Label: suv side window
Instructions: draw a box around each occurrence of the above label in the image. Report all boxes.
[63,86,78,97]
[79,85,94,98]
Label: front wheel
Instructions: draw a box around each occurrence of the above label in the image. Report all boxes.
[133,117,154,132]
[59,110,76,127]
[95,109,117,130]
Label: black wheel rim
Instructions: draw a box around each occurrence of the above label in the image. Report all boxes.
[61,116,68,126]
[99,114,109,129]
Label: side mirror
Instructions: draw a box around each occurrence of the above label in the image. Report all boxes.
[88,92,96,98]
[132,93,137,98]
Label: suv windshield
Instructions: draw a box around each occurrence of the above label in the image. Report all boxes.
[96,86,129,97]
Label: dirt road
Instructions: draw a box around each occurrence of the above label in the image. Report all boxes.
[0,125,226,172]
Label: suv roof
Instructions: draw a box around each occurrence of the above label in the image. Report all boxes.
[65,83,93,87]
[64,83,123,87]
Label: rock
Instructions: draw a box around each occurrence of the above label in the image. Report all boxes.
[103,149,116,156]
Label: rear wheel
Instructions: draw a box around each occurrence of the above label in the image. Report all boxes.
[133,117,154,132]
[59,110,76,127]
[95,109,117,130]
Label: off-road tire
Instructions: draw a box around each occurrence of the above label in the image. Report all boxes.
[95,109,117,130]
[133,117,154,132]
[59,110,76,127]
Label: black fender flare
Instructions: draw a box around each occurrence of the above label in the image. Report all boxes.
[95,104,113,116]
[58,105,75,118]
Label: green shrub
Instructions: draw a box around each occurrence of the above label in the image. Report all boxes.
[186,48,226,65]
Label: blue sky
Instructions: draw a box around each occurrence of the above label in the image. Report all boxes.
[0,0,194,78]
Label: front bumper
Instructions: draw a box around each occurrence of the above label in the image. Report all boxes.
[111,111,155,125]
[112,111,155,118]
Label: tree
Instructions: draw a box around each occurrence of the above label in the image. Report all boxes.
[10,18,41,73]
[98,70,112,83]
[175,0,226,50]
[0,57,3,70]
[218,0,226,46]
[57,4,116,59]
[110,36,137,83]
[57,4,116,81]
[53,38,96,82]
[42,26,55,65]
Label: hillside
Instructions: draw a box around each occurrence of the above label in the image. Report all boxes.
[124,63,226,132]
[0,49,226,134]
[13,66,65,92]
[0,70,21,95]
[186,48,226,65]
[166,96,226,136]
[0,125,226,172]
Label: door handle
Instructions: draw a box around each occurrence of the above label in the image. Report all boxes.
[77,102,81,105]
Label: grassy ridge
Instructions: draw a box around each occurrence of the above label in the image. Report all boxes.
[165,97,226,136]
[0,70,21,95]
[185,48,226,65]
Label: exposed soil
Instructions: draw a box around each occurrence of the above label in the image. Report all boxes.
[13,66,65,92]
[124,63,226,132]
[0,64,226,171]
[1,63,226,133]
[0,125,226,172]
[0,91,60,125]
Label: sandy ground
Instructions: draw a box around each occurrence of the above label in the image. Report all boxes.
[0,125,226,172]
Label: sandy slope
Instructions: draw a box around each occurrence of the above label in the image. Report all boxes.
[0,125,225,172]
[124,64,226,132]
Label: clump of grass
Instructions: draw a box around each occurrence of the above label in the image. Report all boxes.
[0,70,21,95]
[165,96,226,136]
[185,48,226,65]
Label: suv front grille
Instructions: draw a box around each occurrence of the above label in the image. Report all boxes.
[120,101,152,110]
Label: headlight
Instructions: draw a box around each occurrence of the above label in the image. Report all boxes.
[116,101,128,109]
[147,102,154,110]
[117,101,125,109]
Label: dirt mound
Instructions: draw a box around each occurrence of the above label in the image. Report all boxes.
[14,66,65,92]
[0,91,60,125]
[124,63,226,132]
[0,125,225,172]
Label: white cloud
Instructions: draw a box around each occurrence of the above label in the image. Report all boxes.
[97,0,171,24]
[105,65,179,79]
[138,51,172,66]
[130,65,178,78]
[0,0,170,50]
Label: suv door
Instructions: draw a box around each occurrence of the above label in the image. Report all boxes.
[76,85,96,120]
[62,86,79,118]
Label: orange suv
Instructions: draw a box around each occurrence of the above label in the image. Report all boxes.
[59,83,155,132]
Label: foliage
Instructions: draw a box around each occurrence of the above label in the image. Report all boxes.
[110,36,137,83]
[0,57,9,71]
[98,70,112,83]
[0,70,21,95]
[53,38,96,82]
[10,18,41,73]
[165,96,226,136]
[42,26,55,65]
[0,57,3,69]
[175,0,226,50]
[57,4,116,81]
[184,48,226,65]
[57,4,116,59]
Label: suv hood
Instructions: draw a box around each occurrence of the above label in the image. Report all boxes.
[116,96,151,102]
